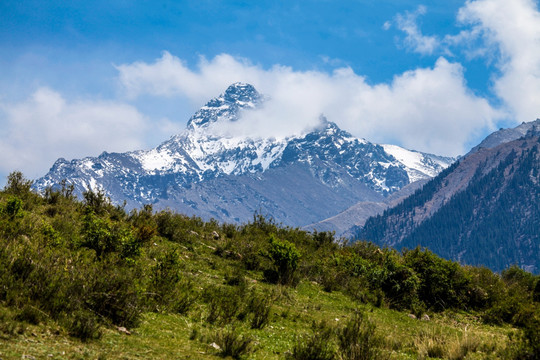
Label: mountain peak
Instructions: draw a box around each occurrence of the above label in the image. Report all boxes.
[186,83,262,130]
[35,83,454,231]
[223,82,260,103]
[308,117,354,140]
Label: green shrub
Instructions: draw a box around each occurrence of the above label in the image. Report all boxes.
[337,311,387,360]
[247,291,273,329]
[239,240,264,271]
[41,221,63,247]
[67,309,102,341]
[80,213,117,258]
[82,190,110,216]
[500,315,540,360]
[212,327,255,359]
[379,255,420,310]
[467,266,504,309]
[83,262,141,328]
[520,315,540,359]
[222,223,237,239]
[3,172,33,197]
[130,204,158,244]
[80,212,138,260]
[151,250,180,290]
[502,266,536,291]
[204,285,245,325]
[404,247,471,311]
[317,257,350,293]
[312,231,336,250]
[483,295,526,325]
[533,279,540,302]
[4,196,23,219]
[224,267,248,287]
[0,307,25,339]
[10,252,35,281]
[249,213,279,235]
[287,321,336,360]
[264,234,300,285]
[155,211,196,245]
[147,249,197,314]
[173,291,197,315]
[15,304,44,325]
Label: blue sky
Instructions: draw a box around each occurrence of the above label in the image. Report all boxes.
[1,0,540,181]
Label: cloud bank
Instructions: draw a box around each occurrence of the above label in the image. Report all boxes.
[0,88,176,178]
[117,52,499,156]
[391,0,540,123]
[457,0,540,122]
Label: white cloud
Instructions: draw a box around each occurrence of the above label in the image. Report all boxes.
[391,0,540,123]
[116,52,267,105]
[117,52,501,156]
[394,5,441,55]
[456,0,540,122]
[0,88,165,179]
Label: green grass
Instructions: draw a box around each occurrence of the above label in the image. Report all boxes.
[0,281,513,359]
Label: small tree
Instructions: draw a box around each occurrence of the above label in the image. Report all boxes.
[264,234,300,285]
[4,171,32,196]
[83,190,110,215]
[80,212,136,260]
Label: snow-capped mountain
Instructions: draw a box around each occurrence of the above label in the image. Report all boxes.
[34,83,454,226]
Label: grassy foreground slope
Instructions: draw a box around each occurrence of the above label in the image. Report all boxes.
[0,172,538,359]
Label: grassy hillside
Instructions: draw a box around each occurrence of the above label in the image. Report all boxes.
[0,172,538,359]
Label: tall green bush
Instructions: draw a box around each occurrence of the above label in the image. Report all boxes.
[264,234,300,285]
[404,247,471,311]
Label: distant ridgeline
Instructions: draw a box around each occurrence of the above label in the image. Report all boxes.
[355,120,540,273]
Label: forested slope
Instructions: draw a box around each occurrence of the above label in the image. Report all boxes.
[357,134,540,273]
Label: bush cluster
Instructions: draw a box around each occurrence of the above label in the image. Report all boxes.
[287,311,387,360]
[0,171,538,353]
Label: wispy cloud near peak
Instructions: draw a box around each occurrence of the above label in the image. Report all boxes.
[116,52,500,156]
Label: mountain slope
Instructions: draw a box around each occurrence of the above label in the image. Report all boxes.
[470,119,540,153]
[304,179,429,237]
[356,121,540,273]
[34,83,454,227]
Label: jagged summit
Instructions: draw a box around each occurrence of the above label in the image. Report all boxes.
[313,117,352,137]
[223,82,260,103]
[186,82,262,130]
[34,83,454,227]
